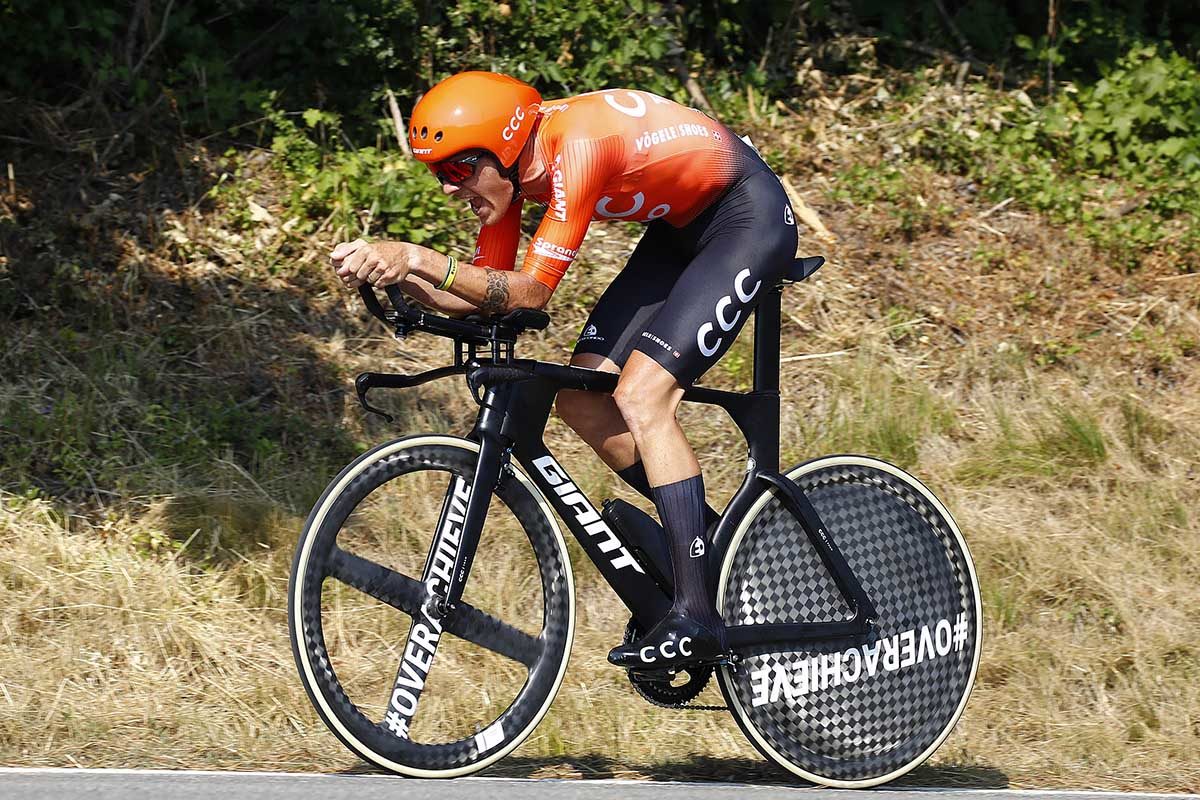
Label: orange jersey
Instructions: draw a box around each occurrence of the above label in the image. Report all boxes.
[471,90,759,291]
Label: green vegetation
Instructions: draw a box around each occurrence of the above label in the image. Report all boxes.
[259,107,474,245]
[917,44,1200,269]
[792,351,957,470]
[2,324,356,506]
[6,2,1199,258]
[954,402,1108,485]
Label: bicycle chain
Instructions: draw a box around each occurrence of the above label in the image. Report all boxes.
[650,695,728,712]
[640,695,728,712]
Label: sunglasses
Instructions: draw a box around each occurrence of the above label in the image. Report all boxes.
[435,153,484,185]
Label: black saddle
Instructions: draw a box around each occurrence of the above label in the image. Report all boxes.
[785,256,825,283]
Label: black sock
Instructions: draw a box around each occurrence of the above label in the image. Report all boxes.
[618,461,720,527]
[616,461,654,501]
[651,474,721,632]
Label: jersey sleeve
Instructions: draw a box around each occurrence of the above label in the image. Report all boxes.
[471,198,523,271]
[521,135,624,291]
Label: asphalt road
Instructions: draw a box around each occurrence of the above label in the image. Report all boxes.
[1,769,1197,800]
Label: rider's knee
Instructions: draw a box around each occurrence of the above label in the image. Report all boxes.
[612,379,672,437]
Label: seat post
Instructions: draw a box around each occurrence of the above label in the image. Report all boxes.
[748,284,783,472]
[753,285,782,394]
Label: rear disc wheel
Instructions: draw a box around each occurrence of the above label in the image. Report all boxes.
[716,455,981,787]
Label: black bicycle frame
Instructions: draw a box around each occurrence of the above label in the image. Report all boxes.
[356,279,878,655]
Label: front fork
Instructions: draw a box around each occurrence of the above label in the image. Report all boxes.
[380,385,512,739]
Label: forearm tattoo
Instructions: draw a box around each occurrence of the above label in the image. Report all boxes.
[481,268,509,314]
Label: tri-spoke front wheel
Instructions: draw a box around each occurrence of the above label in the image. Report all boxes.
[289,435,575,777]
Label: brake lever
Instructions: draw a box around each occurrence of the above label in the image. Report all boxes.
[384,284,408,312]
[354,373,395,423]
[357,284,389,323]
[466,368,486,405]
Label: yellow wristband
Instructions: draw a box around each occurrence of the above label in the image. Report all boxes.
[436,255,458,291]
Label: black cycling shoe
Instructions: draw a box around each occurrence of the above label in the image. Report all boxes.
[607,609,725,670]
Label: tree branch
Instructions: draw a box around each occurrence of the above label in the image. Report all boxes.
[130,0,175,79]
[673,57,715,117]
[124,0,151,74]
[386,89,413,157]
[933,0,974,61]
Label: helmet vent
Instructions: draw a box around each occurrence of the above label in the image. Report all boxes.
[410,127,416,138]
[434,130,443,142]
[420,126,428,139]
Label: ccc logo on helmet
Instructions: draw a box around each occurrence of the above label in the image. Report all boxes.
[501,106,526,141]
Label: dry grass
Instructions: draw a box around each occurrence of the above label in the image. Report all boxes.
[2,342,1198,788]
[3,69,1200,789]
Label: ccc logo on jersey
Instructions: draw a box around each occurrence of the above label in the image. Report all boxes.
[594,192,670,222]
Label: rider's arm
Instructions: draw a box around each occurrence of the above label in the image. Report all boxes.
[401,201,547,316]
[516,136,623,292]
[405,253,552,314]
[408,199,553,314]
[398,272,480,317]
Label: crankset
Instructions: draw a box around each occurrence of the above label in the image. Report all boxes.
[621,618,723,710]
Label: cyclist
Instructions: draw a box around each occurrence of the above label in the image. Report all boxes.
[330,71,798,670]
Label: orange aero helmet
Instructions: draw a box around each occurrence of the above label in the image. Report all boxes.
[409,71,542,170]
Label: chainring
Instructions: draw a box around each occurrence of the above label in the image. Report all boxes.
[622,618,716,709]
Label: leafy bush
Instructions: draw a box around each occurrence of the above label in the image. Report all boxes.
[0,0,803,144]
[255,105,475,249]
[917,44,1200,268]
[851,0,1200,81]
[1042,46,1200,174]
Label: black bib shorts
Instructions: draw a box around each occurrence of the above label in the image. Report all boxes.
[572,155,799,387]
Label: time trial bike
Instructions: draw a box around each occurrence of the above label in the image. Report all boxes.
[288,255,982,786]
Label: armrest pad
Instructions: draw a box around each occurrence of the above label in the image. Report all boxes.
[501,308,551,331]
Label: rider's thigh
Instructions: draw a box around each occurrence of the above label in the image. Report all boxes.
[633,171,797,387]
[556,354,622,437]
[568,353,620,372]
[571,222,685,369]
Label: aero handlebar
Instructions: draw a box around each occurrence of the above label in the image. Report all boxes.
[356,284,550,343]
